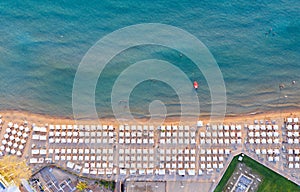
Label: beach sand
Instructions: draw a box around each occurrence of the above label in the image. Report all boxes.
[0,109,299,126]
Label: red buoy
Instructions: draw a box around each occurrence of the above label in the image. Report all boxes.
[193,81,198,90]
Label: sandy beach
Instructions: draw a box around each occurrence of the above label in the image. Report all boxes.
[0,109,299,126]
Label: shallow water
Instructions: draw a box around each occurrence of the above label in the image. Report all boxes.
[0,0,299,119]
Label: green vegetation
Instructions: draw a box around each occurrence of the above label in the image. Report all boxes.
[243,155,300,192]
[95,179,115,190]
[214,156,239,192]
[0,155,31,186]
[215,154,300,192]
[76,181,88,191]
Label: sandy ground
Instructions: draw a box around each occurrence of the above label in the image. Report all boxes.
[0,109,299,126]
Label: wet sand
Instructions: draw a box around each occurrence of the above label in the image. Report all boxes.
[0,109,299,126]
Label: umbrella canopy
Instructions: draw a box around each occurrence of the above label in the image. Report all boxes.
[7,141,12,146]
[14,124,19,129]
[16,151,22,156]
[19,126,24,131]
[15,137,20,143]
[9,135,15,141]
[2,140,7,145]
[19,145,24,150]
[6,128,11,133]
[5,147,10,152]
[8,122,13,128]
[0,146,5,151]
[13,143,18,148]
[25,127,30,133]
[21,139,26,144]
[12,130,17,135]
[4,134,9,139]
[11,149,16,154]
[17,131,22,136]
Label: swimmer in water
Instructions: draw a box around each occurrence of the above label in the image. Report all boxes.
[279,83,285,90]
[265,27,275,37]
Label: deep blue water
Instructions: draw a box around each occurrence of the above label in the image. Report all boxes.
[0,0,299,118]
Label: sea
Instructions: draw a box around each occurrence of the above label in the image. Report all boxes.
[0,0,299,119]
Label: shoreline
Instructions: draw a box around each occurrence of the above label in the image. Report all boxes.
[0,109,299,126]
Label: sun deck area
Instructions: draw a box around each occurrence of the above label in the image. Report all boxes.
[0,115,299,190]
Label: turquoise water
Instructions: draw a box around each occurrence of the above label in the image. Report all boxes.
[0,0,299,118]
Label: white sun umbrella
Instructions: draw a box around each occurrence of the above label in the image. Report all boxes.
[16,151,22,156]
[15,137,20,143]
[21,139,26,144]
[19,126,24,131]
[0,119,2,124]
[7,141,12,146]
[9,135,15,141]
[8,122,13,128]
[25,127,30,132]
[10,149,16,154]
[0,146,5,151]
[4,134,9,139]
[14,123,18,129]
[6,128,11,133]
[19,145,24,150]
[23,133,28,138]
[12,130,17,135]
[5,147,10,153]
[17,131,22,137]
[13,143,18,148]
[2,140,7,145]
